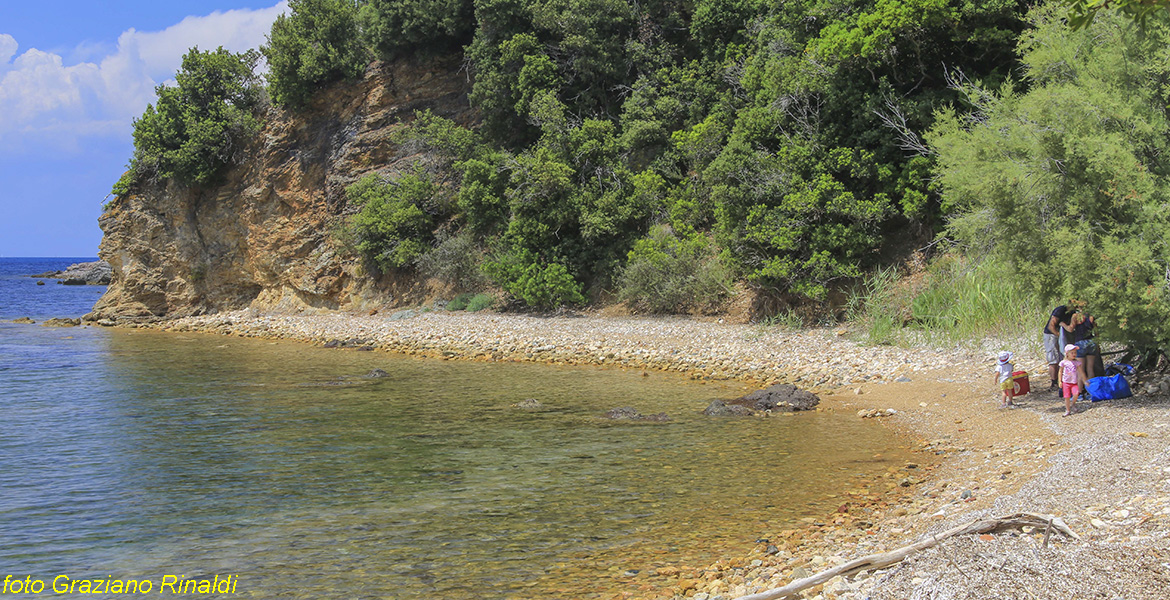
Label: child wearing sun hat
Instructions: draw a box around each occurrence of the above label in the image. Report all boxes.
[995,351,1015,408]
[1058,344,1087,416]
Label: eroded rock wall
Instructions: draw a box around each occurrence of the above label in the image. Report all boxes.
[90,56,474,321]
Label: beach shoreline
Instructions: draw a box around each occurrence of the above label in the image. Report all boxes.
[100,308,1169,599]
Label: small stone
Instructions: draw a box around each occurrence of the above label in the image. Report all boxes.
[1090,518,1107,528]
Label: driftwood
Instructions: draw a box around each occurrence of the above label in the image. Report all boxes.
[734,513,1079,600]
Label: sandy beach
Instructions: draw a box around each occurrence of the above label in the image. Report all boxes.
[109,308,1170,599]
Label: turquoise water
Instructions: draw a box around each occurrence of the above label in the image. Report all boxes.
[0,259,914,599]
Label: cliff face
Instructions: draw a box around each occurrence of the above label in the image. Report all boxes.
[90,56,475,321]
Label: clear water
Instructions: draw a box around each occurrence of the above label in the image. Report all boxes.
[0,258,915,598]
[0,257,106,321]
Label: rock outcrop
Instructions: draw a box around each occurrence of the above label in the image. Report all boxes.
[704,384,820,417]
[89,56,474,321]
[32,261,112,285]
[734,383,820,411]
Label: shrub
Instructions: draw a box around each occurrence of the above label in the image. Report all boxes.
[263,0,367,108]
[119,47,263,192]
[484,248,585,309]
[346,170,438,272]
[617,225,732,313]
[466,293,494,312]
[447,293,475,310]
[415,230,490,289]
[359,0,474,59]
[928,6,1170,351]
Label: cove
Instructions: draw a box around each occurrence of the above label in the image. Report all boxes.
[1,326,916,599]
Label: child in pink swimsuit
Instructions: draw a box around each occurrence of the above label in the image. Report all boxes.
[1058,344,1087,416]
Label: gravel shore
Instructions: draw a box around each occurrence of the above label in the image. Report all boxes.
[124,308,1169,600]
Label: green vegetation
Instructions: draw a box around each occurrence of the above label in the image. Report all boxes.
[849,256,1043,347]
[465,293,494,312]
[929,5,1170,351]
[263,0,368,107]
[112,0,1170,356]
[346,170,441,271]
[1059,0,1170,28]
[617,225,732,313]
[335,0,1033,311]
[447,292,494,311]
[116,47,263,192]
[359,0,474,58]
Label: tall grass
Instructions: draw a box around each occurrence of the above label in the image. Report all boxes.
[850,254,1045,348]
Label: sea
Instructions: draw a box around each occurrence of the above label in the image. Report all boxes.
[0,257,916,598]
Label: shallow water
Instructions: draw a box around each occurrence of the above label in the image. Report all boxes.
[0,259,916,599]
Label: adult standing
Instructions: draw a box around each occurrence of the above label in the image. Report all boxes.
[1065,311,1101,380]
[1043,303,1074,391]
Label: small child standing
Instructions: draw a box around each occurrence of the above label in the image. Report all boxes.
[1058,344,1087,416]
[995,351,1015,408]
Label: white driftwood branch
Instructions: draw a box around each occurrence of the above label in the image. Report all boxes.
[733,513,1079,600]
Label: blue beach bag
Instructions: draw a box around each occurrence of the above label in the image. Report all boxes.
[1086,374,1132,401]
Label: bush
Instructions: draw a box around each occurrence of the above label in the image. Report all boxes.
[346,170,439,272]
[447,293,475,310]
[263,0,367,108]
[484,248,585,309]
[415,230,489,289]
[617,225,732,313]
[466,293,494,312]
[359,0,474,59]
[119,47,263,191]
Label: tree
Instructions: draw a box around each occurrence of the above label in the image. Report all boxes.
[263,0,367,108]
[359,0,475,59]
[117,46,263,193]
[1059,0,1170,28]
[928,5,1170,350]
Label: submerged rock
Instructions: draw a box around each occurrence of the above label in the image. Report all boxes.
[42,318,81,327]
[513,398,543,409]
[602,407,670,422]
[702,399,755,417]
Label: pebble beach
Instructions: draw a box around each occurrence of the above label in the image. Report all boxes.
[115,308,1170,600]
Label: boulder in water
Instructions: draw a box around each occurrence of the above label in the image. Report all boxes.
[734,383,819,412]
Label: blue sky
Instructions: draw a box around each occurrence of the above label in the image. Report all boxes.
[0,1,288,257]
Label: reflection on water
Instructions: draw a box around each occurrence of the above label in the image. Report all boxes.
[0,326,915,598]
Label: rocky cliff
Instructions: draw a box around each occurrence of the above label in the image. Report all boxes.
[89,56,475,321]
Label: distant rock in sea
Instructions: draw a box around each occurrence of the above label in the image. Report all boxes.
[32,261,112,285]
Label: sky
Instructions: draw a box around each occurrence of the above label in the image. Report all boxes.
[0,1,289,257]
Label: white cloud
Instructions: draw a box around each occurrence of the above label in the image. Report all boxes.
[0,2,288,156]
[0,34,17,65]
